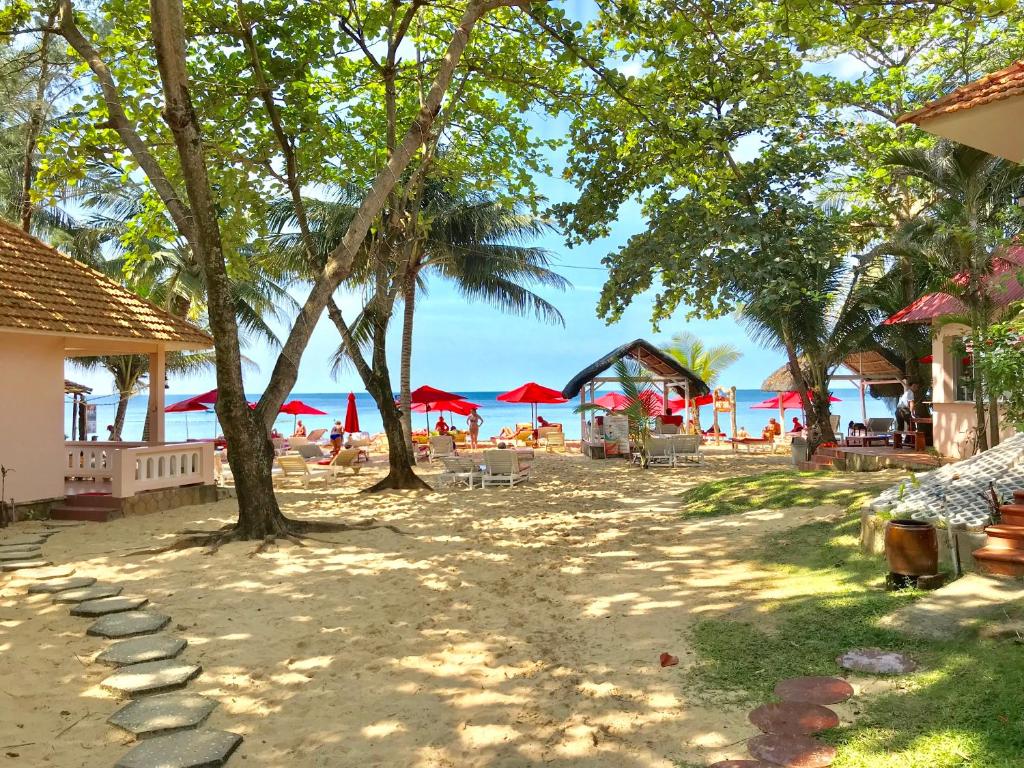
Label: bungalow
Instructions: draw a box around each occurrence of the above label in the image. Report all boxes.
[0,219,216,516]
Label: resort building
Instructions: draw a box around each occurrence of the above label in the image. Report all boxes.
[0,219,216,516]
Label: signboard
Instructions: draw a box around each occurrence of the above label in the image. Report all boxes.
[85,404,97,435]
[605,415,630,454]
[713,387,733,412]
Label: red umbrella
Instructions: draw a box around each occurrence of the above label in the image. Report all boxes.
[280,399,328,433]
[408,385,466,431]
[497,382,567,427]
[752,391,841,410]
[165,399,210,440]
[401,399,480,417]
[343,392,360,434]
[594,390,681,415]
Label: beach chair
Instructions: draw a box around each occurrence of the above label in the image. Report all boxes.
[482,449,531,488]
[289,435,310,448]
[541,430,566,453]
[275,454,330,488]
[307,428,327,443]
[439,456,482,489]
[772,433,794,454]
[671,434,703,465]
[829,415,843,441]
[867,417,893,435]
[512,423,534,446]
[271,437,287,455]
[429,435,456,461]
[645,436,674,467]
[316,448,361,479]
[294,442,326,460]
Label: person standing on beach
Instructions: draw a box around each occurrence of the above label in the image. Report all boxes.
[467,409,484,449]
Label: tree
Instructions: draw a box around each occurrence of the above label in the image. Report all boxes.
[884,142,1024,451]
[6,0,564,540]
[660,331,741,432]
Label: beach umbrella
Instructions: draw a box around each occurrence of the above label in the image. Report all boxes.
[752,391,841,428]
[343,393,360,434]
[594,390,672,415]
[165,399,210,440]
[409,385,466,431]
[497,382,567,427]
[280,399,328,433]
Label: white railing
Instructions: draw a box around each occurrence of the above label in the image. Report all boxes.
[64,441,216,498]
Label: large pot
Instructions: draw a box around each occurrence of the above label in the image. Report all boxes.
[885,519,938,577]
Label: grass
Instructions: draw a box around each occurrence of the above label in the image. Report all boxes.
[678,470,892,519]
[683,511,1024,767]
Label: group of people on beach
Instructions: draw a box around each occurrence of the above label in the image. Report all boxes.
[433,409,485,449]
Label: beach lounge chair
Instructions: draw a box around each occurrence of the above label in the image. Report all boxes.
[541,429,566,453]
[671,434,703,464]
[867,417,893,435]
[829,415,844,441]
[772,433,794,454]
[512,423,534,446]
[307,428,327,443]
[289,435,310,448]
[294,442,326,460]
[482,449,531,488]
[271,437,287,455]
[429,435,456,461]
[275,454,330,487]
[316,448,361,478]
[645,436,674,467]
[439,456,482,489]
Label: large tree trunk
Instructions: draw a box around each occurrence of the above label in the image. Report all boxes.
[398,273,416,460]
[363,376,429,492]
[987,390,1001,449]
[19,21,54,232]
[112,393,129,440]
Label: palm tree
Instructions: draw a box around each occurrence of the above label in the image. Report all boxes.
[884,141,1024,450]
[660,331,741,432]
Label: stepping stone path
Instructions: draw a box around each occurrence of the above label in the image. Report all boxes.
[71,595,149,617]
[109,692,218,737]
[3,521,243,766]
[114,729,242,768]
[53,584,123,604]
[27,576,97,594]
[710,762,775,767]
[749,702,840,736]
[43,520,83,528]
[97,635,188,667]
[837,648,918,675]
[88,611,171,639]
[774,676,854,705]
[102,659,203,698]
[748,734,837,768]
[1,558,52,571]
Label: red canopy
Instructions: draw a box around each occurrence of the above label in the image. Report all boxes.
[343,393,360,433]
[280,400,328,416]
[752,391,841,411]
[594,390,696,415]
[497,382,567,404]
[165,399,210,413]
[168,389,219,411]
[409,385,465,406]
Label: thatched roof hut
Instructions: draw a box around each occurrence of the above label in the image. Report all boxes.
[561,338,709,399]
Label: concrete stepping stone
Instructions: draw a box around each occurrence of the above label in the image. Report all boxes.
[749,702,839,735]
[0,534,46,546]
[0,549,42,561]
[42,520,84,528]
[0,542,43,552]
[1,559,52,571]
[109,691,218,737]
[774,676,854,705]
[52,584,123,604]
[97,636,188,667]
[114,729,242,768]
[710,762,774,768]
[70,595,148,617]
[16,565,74,579]
[27,576,97,594]
[748,733,836,767]
[837,648,918,675]
[88,611,171,639]
[102,659,202,698]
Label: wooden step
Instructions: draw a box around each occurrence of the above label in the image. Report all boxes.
[62,493,121,509]
[50,505,123,523]
[982,524,1024,551]
[972,547,1024,578]
[998,504,1024,526]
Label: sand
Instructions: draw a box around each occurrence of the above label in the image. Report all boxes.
[0,449,868,767]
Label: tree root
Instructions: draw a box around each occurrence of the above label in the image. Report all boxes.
[362,472,432,493]
[124,517,405,557]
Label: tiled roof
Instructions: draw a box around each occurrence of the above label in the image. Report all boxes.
[0,218,212,348]
[898,61,1024,125]
[884,246,1024,325]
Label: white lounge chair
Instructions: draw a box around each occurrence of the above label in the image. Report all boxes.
[294,442,327,460]
[645,436,674,467]
[541,430,566,453]
[275,454,330,487]
[482,449,530,488]
[439,456,482,489]
[320,448,361,479]
[307,428,327,443]
[829,414,844,441]
[671,434,703,464]
[429,435,456,461]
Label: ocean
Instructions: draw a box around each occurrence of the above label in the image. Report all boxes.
[66,389,892,442]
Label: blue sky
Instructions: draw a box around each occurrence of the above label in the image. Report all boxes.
[65,3,871,399]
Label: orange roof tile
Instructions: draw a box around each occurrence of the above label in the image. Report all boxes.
[0,218,212,349]
[898,61,1024,125]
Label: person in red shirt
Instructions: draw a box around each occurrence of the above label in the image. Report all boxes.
[435,415,450,435]
[660,408,683,426]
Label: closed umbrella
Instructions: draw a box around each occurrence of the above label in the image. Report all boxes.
[497,382,567,428]
[343,393,360,435]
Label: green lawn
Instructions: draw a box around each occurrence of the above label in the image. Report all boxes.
[680,512,1024,768]
[678,470,892,519]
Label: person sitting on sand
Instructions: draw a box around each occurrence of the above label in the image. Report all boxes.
[293,419,307,437]
[435,415,450,435]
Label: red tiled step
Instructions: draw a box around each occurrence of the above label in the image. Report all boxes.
[1014,490,1024,503]
[971,547,1024,578]
[62,493,122,509]
[50,505,122,523]
[982,525,1024,551]
[998,504,1024,527]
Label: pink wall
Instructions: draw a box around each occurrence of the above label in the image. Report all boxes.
[0,332,65,504]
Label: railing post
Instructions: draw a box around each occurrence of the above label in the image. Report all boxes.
[110,448,133,498]
[199,443,215,486]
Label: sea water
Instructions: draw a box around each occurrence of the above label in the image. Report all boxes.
[66,389,893,443]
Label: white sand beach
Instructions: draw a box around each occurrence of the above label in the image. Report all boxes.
[0,451,864,767]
